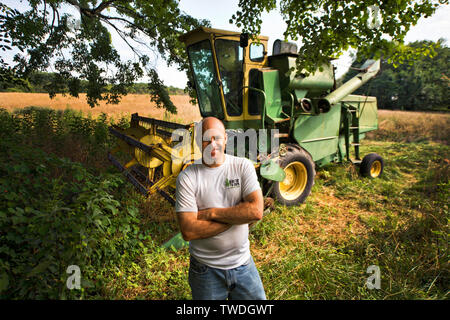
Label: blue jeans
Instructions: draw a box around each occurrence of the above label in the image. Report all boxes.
[188,255,266,300]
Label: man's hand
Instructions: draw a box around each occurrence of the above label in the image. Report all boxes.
[197,208,215,221]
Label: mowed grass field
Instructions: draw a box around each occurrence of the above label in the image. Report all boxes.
[108,110,449,299]
[0,93,448,300]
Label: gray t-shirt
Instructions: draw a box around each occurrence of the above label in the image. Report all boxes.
[175,154,261,269]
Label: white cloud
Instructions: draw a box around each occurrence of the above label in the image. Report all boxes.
[405,4,450,44]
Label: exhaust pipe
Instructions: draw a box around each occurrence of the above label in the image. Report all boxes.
[318,59,380,112]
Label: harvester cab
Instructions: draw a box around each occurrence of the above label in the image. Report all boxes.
[180,27,338,128]
[179,27,271,126]
[108,26,385,216]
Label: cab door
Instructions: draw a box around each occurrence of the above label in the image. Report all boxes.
[243,39,269,124]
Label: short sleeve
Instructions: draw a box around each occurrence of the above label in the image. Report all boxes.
[241,159,261,199]
[175,170,198,212]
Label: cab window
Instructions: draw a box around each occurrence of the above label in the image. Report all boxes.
[215,39,244,116]
[250,43,265,62]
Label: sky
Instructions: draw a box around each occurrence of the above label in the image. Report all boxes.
[1,0,449,88]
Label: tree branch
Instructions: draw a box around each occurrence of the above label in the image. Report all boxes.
[65,0,94,17]
[100,17,143,58]
[42,0,47,25]
[66,0,118,17]
[97,13,145,34]
[93,1,117,14]
[48,4,55,37]
[111,3,143,19]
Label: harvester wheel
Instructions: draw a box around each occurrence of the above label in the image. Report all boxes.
[273,148,315,206]
[360,153,384,178]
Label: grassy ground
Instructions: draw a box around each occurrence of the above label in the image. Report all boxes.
[0,105,448,299]
[96,111,449,300]
[102,140,448,300]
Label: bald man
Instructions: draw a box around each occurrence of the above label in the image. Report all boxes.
[175,117,266,300]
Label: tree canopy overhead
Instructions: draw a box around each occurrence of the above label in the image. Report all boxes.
[232,0,448,73]
[0,0,208,111]
[0,0,448,113]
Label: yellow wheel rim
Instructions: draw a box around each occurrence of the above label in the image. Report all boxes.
[116,126,148,156]
[370,160,382,178]
[279,161,308,201]
[135,134,166,168]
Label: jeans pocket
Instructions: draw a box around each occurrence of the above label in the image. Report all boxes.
[190,256,209,275]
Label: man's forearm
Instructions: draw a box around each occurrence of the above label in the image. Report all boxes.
[200,201,262,225]
[179,215,231,241]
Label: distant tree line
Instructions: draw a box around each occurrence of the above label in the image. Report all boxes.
[1,39,448,111]
[0,72,186,95]
[343,39,449,111]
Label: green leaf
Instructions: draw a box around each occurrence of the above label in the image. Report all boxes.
[27,260,51,277]
[0,272,9,292]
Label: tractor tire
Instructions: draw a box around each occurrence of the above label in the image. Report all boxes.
[273,148,316,206]
[360,153,384,178]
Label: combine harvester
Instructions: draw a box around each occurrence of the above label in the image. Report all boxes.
[108,27,384,248]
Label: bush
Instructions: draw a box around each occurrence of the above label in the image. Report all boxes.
[4,106,129,171]
[0,108,150,299]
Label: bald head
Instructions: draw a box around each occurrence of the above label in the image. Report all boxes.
[202,117,226,134]
[201,117,227,167]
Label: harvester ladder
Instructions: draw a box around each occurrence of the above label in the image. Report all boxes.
[342,103,361,162]
[350,105,361,161]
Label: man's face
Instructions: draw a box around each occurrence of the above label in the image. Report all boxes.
[202,126,227,167]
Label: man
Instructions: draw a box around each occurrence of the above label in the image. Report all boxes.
[175,117,266,300]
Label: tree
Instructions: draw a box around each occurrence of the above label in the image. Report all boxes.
[231,0,448,75]
[344,39,449,110]
[0,1,448,113]
[0,1,208,111]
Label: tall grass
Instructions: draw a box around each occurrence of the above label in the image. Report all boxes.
[368,110,450,145]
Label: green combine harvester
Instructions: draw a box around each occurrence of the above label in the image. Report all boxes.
[108,27,384,246]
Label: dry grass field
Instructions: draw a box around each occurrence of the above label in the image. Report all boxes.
[0,92,202,124]
[1,92,448,143]
[370,109,450,145]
